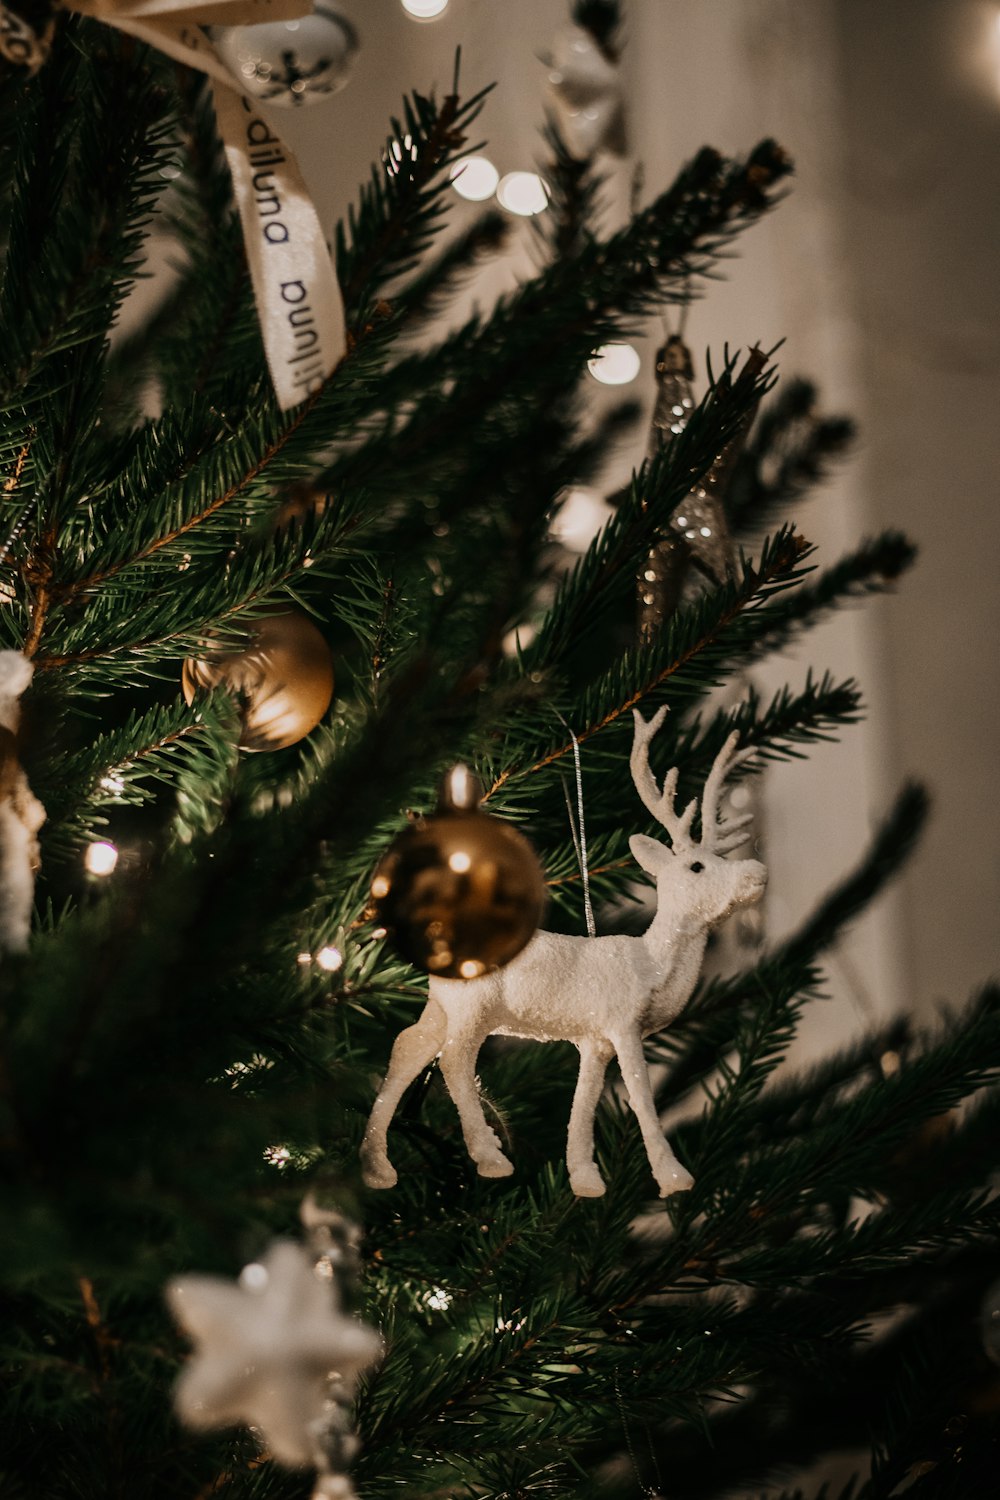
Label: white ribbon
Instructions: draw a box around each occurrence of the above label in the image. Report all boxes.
[68,0,347,411]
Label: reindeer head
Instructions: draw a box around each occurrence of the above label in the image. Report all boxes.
[628,707,767,930]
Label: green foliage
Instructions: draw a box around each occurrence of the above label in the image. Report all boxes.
[0,22,995,1500]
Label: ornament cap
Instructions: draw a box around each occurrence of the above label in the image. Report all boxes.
[439,763,484,813]
[656,335,694,381]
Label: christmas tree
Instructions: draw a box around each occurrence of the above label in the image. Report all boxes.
[2,7,999,1500]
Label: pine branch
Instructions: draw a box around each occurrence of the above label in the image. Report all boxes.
[336,79,496,313]
[653,783,929,1102]
[395,207,508,323]
[727,376,856,535]
[315,142,791,512]
[534,119,606,261]
[484,527,811,800]
[738,531,916,661]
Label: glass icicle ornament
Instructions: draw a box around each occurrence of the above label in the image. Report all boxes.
[640,335,698,639]
[640,343,767,639]
[370,764,546,980]
[543,20,626,158]
[213,6,359,108]
[182,608,334,751]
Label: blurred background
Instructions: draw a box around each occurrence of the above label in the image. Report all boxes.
[193,0,1000,1050]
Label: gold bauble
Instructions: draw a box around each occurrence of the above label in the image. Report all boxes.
[371,767,546,980]
[181,609,334,752]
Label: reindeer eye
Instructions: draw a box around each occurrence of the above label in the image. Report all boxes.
[689,861,704,874]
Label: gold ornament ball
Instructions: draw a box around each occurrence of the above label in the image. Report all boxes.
[182,610,334,752]
[372,771,546,980]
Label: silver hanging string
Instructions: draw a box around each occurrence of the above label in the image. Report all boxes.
[555,711,595,938]
[613,1371,664,1500]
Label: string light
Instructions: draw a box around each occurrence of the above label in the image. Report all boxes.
[449,156,499,201]
[84,840,118,876]
[401,0,448,17]
[316,945,343,972]
[496,171,548,216]
[448,851,472,873]
[587,343,641,385]
[501,622,538,656]
[549,486,612,552]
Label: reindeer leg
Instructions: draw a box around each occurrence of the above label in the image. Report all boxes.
[360,999,446,1189]
[438,1026,514,1179]
[566,1039,614,1198]
[611,1029,694,1196]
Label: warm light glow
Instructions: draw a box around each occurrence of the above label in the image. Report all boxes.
[371,874,390,899]
[496,171,548,216]
[459,959,485,979]
[401,0,448,17]
[549,486,612,553]
[297,951,312,966]
[502,622,538,656]
[448,850,472,874]
[587,342,641,385]
[449,156,499,202]
[316,945,343,972]
[239,1262,269,1291]
[85,840,118,876]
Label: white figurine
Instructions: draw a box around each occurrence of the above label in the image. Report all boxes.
[0,651,45,954]
[361,708,767,1199]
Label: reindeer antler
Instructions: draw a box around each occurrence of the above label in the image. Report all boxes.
[631,712,755,855]
[630,707,698,850]
[699,731,756,853]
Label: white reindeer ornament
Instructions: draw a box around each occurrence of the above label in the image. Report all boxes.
[361,708,766,1199]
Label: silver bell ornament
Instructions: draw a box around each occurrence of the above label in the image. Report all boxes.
[213,6,359,108]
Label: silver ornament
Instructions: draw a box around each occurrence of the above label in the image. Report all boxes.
[213,7,359,108]
[543,22,626,158]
